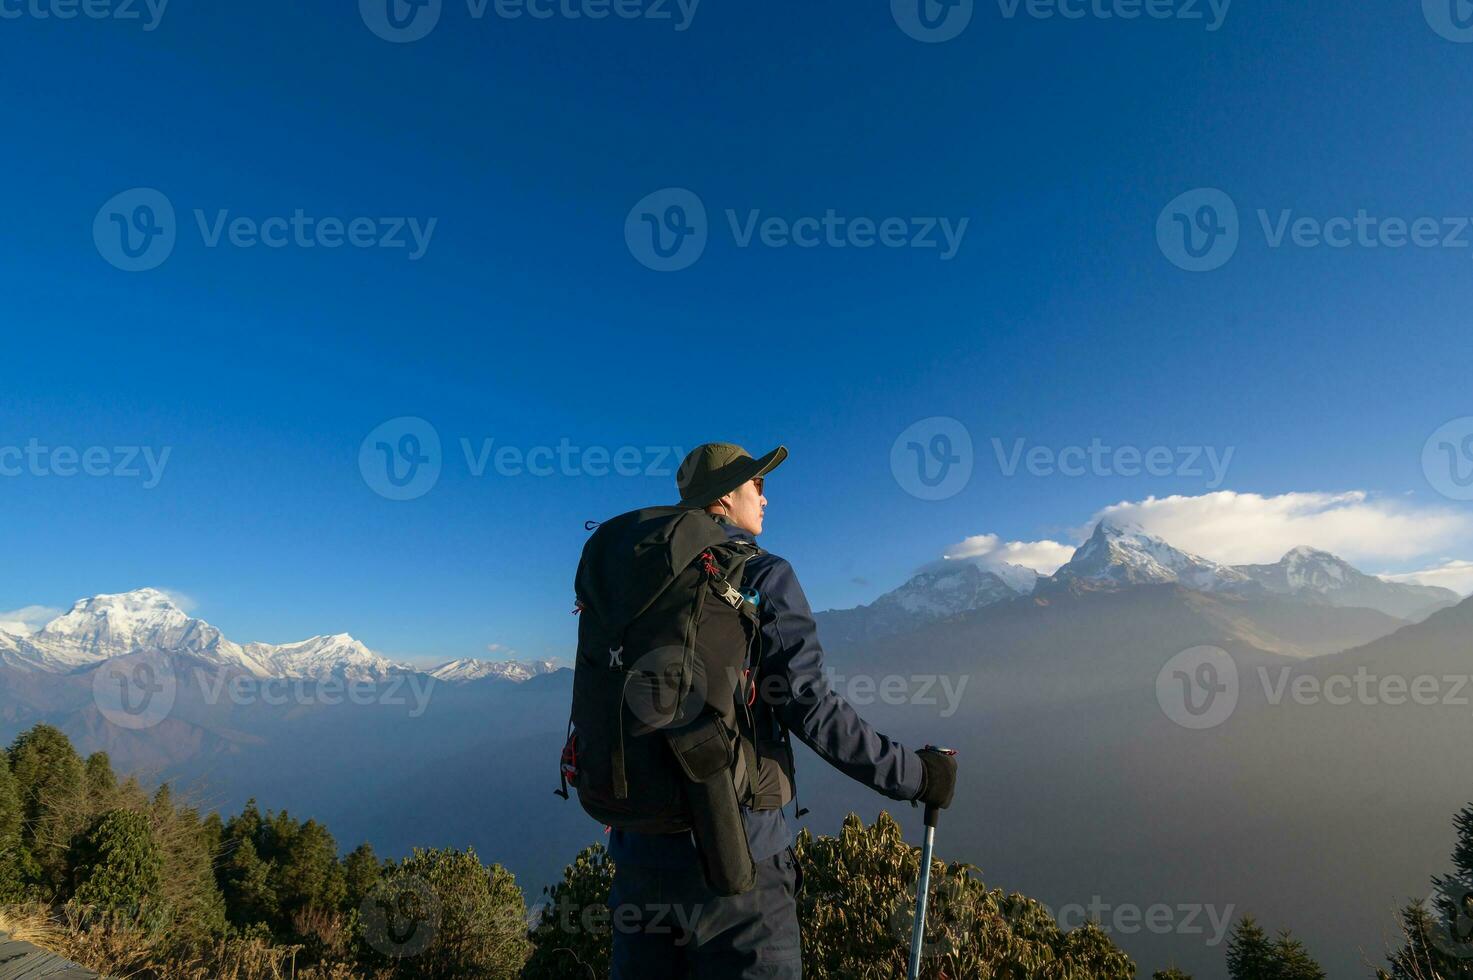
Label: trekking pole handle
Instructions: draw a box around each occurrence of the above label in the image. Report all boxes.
[921,745,956,829]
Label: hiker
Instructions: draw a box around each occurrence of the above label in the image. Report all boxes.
[565,442,958,979]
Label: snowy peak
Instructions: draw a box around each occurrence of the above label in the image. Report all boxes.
[1235,547,1458,621]
[242,633,404,683]
[1048,521,1252,593]
[428,658,560,684]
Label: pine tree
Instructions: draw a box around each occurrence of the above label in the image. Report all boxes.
[1227,916,1276,979]
[83,752,117,809]
[1153,969,1195,979]
[1272,930,1327,980]
[1381,899,1466,979]
[220,835,279,929]
[343,842,384,912]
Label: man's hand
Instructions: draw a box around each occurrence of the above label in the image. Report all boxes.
[915,747,957,810]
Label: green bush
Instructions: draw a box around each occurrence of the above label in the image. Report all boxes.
[363,847,531,979]
[519,812,1137,980]
[523,843,616,980]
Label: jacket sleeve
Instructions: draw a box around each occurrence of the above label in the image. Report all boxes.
[752,556,924,802]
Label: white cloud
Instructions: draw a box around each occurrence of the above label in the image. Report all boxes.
[158,588,199,614]
[1090,491,1473,566]
[943,533,1075,575]
[486,642,515,656]
[0,605,62,635]
[1382,560,1473,596]
[941,491,1473,582]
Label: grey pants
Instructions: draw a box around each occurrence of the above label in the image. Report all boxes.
[608,847,803,979]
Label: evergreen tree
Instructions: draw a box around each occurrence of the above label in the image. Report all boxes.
[1380,899,1467,980]
[8,725,86,892]
[0,749,30,901]
[220,835,279,929]
[1153,969,1195,979]
[1272,930,1327,980]
[67,808,164,930]
[344,842,384,912]
[1227,917,1276,979]
[82,751,117,809]
[524,844,616,980]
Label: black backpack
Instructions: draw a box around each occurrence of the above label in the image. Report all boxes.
[558,507,794,843]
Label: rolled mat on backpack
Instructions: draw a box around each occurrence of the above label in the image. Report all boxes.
[666,716,758,896]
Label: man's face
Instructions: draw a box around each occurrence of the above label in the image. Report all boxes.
[718,476,766,535]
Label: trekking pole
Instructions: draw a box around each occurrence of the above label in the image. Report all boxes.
[907,747,955,980]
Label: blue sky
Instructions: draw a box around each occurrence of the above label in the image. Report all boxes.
[3,0,1473,663]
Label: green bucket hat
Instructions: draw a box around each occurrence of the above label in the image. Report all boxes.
[676,442,788,508]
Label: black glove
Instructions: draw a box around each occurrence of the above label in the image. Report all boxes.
[915,748,957,810]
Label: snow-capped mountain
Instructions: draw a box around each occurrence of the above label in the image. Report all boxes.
[1235,546,1456,621]
[815,559,1032,648]
[2,589,405,682]
[1046,521,1254,593]
[428,658,560,684]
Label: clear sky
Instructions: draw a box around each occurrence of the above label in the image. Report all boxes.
[4,0,1472,664]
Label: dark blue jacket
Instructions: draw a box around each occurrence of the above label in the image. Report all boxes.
[610,522,925,867]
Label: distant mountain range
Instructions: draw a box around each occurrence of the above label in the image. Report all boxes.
[820,520,1455,648]
[0,588,556,685]
[0,519,1468,978]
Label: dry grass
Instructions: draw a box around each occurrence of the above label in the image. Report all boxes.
[0,903,383,980]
